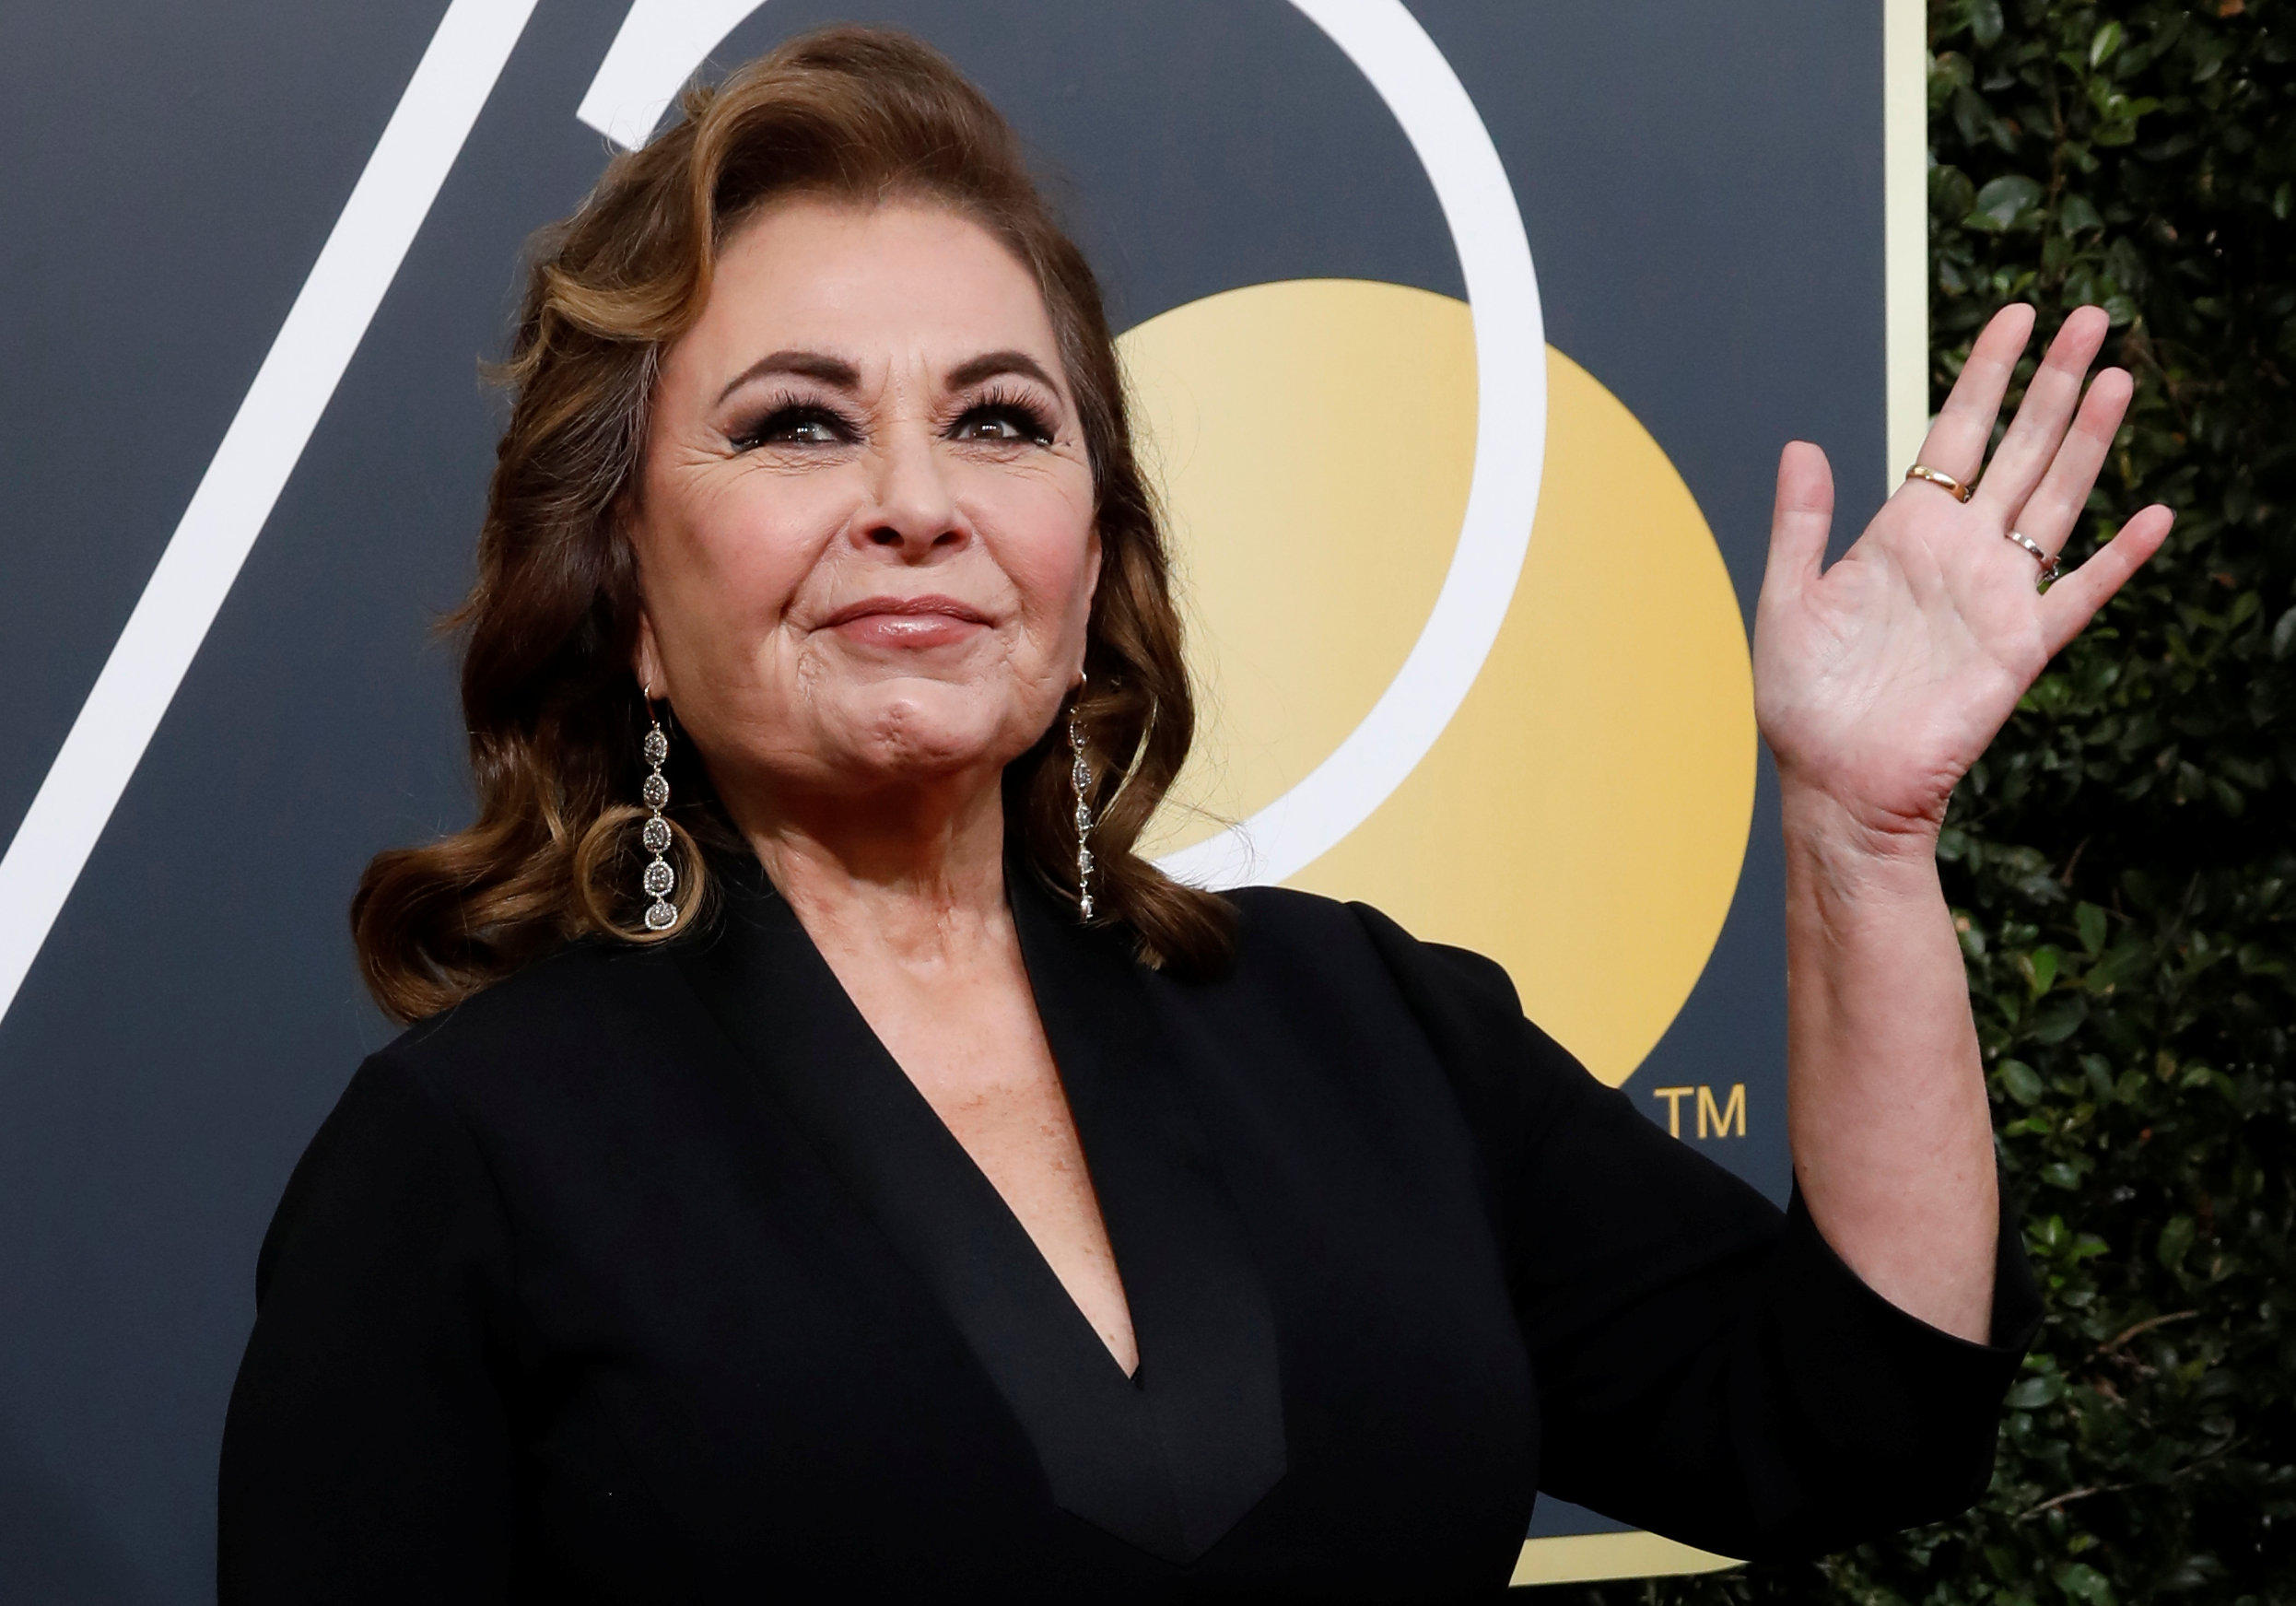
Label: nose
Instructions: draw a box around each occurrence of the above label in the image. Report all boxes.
[856,424,966,559]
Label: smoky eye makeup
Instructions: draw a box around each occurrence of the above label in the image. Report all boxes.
[945,383,1059,448]
[726,393,860,451]
[718,375,1064,452]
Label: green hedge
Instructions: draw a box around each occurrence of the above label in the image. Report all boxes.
[1541,4,2296,1601]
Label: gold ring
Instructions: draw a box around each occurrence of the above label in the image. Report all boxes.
[2005,530,2062,590]
[1904,463,1975,503]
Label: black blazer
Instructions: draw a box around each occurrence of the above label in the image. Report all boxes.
[218,862,2039,1603]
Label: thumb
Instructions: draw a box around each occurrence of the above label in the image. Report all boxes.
[1763,440,1834,606]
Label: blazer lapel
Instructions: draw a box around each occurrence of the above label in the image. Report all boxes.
[674,856,1284,1563]
[1007,865,1289,1559]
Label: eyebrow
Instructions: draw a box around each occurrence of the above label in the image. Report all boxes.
[713,346,1067,408]
[715,349,861,404]
[945,349,1064,395]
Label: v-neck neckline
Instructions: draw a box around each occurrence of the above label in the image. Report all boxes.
[673,852,1286,1563]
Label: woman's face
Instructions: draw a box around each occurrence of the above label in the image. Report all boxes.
[629,197,1099,821]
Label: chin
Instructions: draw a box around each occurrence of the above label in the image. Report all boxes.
[835,681,1045,780]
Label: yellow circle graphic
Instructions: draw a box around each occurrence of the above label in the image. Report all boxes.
[1121,280,1755,1087]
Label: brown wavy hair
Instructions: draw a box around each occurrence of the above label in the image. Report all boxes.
[353,24,1232,1024]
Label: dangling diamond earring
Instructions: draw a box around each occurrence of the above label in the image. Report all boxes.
[638,691,678,932]
[1069,691,1096,920]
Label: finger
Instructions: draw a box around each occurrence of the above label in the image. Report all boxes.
[2005,367,2134,556]
[2038,504,2173,654]
[1764,440,1833,602]
[1972,306,2112,521]
[1908,303,2036,487]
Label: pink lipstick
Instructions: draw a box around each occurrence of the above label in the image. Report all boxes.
[819,593,991,651]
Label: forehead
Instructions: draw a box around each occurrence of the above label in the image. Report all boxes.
[689,196,1063,378]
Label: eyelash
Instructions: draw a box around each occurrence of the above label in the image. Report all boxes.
[731,397,855,451]
[956,386,1057,448]
[728,387,1057,451]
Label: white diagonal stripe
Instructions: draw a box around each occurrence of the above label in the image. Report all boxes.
[0,0,538,1030]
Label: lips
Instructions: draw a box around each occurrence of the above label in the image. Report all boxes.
[818,593,992,650]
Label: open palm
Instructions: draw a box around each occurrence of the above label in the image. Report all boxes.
[1754,304,2173,844]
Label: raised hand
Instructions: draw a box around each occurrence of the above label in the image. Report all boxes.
[1753,303,2173,850]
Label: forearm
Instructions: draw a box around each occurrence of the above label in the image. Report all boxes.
[1751,305,2164,1344]
[1780,785,1997,1342]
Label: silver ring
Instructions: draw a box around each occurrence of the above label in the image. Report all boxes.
[2005,530,2061,590]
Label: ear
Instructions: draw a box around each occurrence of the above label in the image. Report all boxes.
[1077,527,1104,684]
[633,610,664,699]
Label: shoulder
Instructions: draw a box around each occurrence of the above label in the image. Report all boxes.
[381,939,666,1074]
[1220,885,1534,1044]
[260,942,685,1283]
[1214,885,1590,1125]
[352,938,685,1142]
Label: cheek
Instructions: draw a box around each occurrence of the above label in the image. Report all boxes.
[978,470,1098,635]
[646,473,838,637]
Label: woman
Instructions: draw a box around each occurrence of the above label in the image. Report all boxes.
[217,26,2169,1603]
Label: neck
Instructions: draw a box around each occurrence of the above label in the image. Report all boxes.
[729,768,1013,964]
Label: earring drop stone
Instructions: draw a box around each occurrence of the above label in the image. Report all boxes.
[639,713,678,932]
[1069,702,1095,920]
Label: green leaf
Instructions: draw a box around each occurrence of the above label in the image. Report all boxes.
[1970,173,2044,231]
[2029,944,2063,994]
[2006,1373,2064,1409]
[2058,193,2104,235]
[2089,20,2122,70]
[2054,1560,2116,1604]
[2158,1213,2196,1272]
[2031,995,2090,1044]
[2076,902,2108,956]
[2000,1059,2048,1106]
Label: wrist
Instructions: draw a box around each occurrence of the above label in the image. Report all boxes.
[1777,779,1946,890]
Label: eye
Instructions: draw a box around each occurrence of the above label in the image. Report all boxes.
[732,404,853,451]
[952,400,1055,447]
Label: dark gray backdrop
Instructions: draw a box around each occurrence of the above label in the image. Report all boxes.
[0,3,1884,1597]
